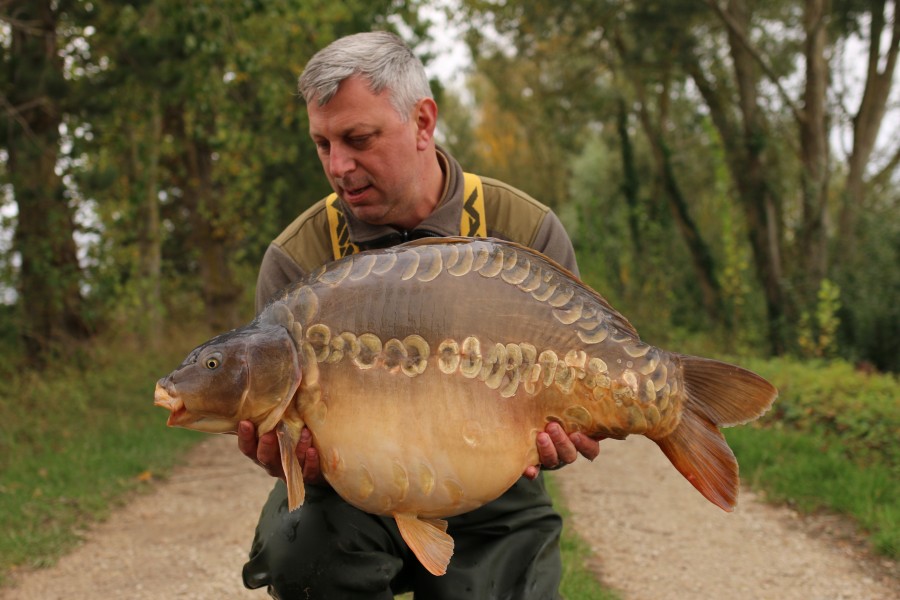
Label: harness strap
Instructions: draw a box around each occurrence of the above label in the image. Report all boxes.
[325,172,486,260]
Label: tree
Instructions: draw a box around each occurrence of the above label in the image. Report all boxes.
[455,0,900,364]
[459,0,727,328]
[79,0,420,332]
[838,0,900,253]
[1,1,91,362]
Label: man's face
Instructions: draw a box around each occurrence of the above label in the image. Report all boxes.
[307,76,434,228]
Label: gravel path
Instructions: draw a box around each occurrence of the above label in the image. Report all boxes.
[2,436,271,600]
[2,435,897,599]
[554,436,899,600]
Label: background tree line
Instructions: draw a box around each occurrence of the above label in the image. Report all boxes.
[1,0,898,372]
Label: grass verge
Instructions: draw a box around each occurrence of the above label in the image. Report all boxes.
[0,330,202,584]
[731,357,899,560]
[727,425,898,559]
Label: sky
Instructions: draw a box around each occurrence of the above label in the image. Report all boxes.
[410,0,473,91]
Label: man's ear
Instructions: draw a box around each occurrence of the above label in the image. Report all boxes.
[414,97,438,150]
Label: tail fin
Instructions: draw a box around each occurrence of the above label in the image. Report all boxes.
[655,356,777,511]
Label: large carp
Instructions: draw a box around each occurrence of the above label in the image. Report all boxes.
[154,237,776,576]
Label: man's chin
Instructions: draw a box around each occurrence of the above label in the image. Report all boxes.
[343,200,390,225]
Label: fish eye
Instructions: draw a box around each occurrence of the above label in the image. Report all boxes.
[204,352,223,370]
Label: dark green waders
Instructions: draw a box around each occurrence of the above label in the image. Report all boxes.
[242,476,563,600]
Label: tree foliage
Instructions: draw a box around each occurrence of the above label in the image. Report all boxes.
[1,1,93,364]
[1,0,897,371]
[2,0,421,359]
[452,0,900,369]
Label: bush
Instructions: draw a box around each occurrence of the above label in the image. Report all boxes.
[740,357,899,473]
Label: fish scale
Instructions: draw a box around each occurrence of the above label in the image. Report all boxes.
[154,237,777,577]
[288,239,678,438]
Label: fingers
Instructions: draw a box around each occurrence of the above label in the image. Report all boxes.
[572,431,601,462]
[296,429,323,484]
[529,422,603,476]
[523,464,541,480]
[237,420,284,479]
[257,431,286,479]
[538,422,579,467]
[237,421,258,459]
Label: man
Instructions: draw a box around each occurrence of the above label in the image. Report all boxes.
[237,31,600,599]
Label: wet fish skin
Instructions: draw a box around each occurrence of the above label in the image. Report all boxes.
[154,237,777,577]
[154,324,301,435]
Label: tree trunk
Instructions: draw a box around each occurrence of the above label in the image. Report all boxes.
[631,85,724,326]
[134,90,163,341]
[840,0,900,250]
[614,96,644,259]
[6,1,90,362]
[173,109,241,332]
[797,0,831,298]
[686,0,789,353]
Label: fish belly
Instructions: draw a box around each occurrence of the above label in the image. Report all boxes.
[305,364,541,519]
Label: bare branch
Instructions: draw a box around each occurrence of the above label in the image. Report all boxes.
[701,0,804,124]
[870,143,900,190]
[0,91,40,144]
[0,14,46,36]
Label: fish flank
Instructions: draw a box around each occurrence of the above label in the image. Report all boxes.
[299,321,669,403]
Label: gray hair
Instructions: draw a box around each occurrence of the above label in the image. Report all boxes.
[298,31,433,121]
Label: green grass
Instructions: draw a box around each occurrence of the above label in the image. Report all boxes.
[0,329,202,583]
[727,425,899,558]
[725,357,899,559]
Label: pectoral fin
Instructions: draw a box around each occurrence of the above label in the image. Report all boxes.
[393,512,454,576]
[276,419,306,511]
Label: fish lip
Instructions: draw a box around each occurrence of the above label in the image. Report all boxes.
[154,381,188,426]
[153,381,178,410]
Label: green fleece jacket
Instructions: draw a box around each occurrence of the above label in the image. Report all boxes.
[255,147,578,311]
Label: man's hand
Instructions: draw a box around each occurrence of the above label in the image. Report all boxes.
[523,422,602,480]
[237,421,325,484]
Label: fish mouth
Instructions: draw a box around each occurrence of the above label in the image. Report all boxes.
[153,380,236,433]
[154,381,189,427]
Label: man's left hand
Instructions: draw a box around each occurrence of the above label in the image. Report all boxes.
[523,422,601,480]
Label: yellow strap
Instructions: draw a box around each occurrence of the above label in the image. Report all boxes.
[325,173,486,260]
[461,172,487,238]
[325,193,359,260]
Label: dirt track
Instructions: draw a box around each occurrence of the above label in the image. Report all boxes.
[3,435,897,599]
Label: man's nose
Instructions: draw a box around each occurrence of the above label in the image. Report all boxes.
[328,146,356,179]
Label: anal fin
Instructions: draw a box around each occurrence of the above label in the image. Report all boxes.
[276,420,306,511]
[393,512,454,576]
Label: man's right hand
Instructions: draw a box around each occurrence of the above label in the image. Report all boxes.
[237,421,325,484]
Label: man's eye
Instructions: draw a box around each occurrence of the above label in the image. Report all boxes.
[348,135,370,147]
[315,141,330,153]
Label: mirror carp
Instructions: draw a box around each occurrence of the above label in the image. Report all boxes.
[154,237,777,576]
